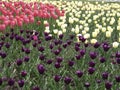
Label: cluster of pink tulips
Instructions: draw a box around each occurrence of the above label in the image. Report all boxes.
[0,1,64,31]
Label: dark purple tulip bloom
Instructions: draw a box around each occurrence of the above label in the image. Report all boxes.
[105,81,112,89]
[75,54,81,60]
[21,47,26,52]
[96,79,101,84]
[45,35,52,41]
[24,56,30,62]
[76,70,83,78]
[55,62,61,68]
[63,43,68,48]
[68,60,74,67]
[88,67,95,74]
[75,42,80,47]
[5,42,11,48]
[8,78,15,86]
[59,34,63,39]
[69,34,75,39]
[54,75,61,82]
[89,61,95,67]
[100,57,106,63]
[56,57,63,63]
[1,52,7,58]
[80,49,85,56]
[44,32,49,36]
[54,49,60,55]
[21,71,27,77]
[39,54,45,60]
[94,42,100,48]
[0,42,4,46]
[84,43,89,47]
[64,77,72,84]
[102,44,110,52]
[16,59,23,66]
[38,46,45,52]
[15,35,20,41]
[79,36,86,42]
[89,51,97,59]
[84,82,90,88]
[75,46,80,51]
[116,52,120,58]
[116,58,120,64]
[37,64,45,74]
[25,49,30,54]
[20,30,24,33]
[32,42,37,47]
[1,36,5,41]
[67,40,72,45]
[49,43,54,49]
[54,40,59,45]
[10,34,14,40]
[32,86,40,90]
[115,76,120,82]
[18,80,24,87]
[0,78,2,85]
[38,40,41,44]
[5,33,9,37]
[102,72,109,80]
[46,59,53,64]
[19,36,24,41]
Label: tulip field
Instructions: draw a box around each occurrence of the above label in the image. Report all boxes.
[1,0,120,90]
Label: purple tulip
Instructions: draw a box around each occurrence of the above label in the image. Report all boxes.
[56,57,63,63]
[115,76,120,82]
[94,42,100,48]
[116,52,120,58]
[37,64,45,74]
[75,46,80,51]
[68,60,74,67]
[54,75,61,82]
[102,43,110,52]
[102,72,109,80]
[32,42,38,47]
[59,34,63,39]
[53,49,60,55]
[16,59,23,66]
[79,36,86,42]
[49,43,54,49]
[38,46,45,52]
[32,86,40,90]
[54,62,61,68]
[89,51,97,59]
[21,71,27,77]
[75,54,81,60]
[84,82,90,88]
[5,42,11,48]
[105,81,112,89]
[24,56,30,62]
[46,59,53,64]
[116,58,120,64]
[63,43,68,48]
[79,49,85,56]
[39,54,45,60]
[8,78,15,86]
[0,78,2,85]
[45,35,52,41]
[18,80,24,87]
[88,67,95,74]
[64,77,72,84]
[89,61,95,67]
[100,57,106,63]
[76,70,83,78]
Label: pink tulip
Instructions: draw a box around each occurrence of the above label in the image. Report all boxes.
[33,35,38,41]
